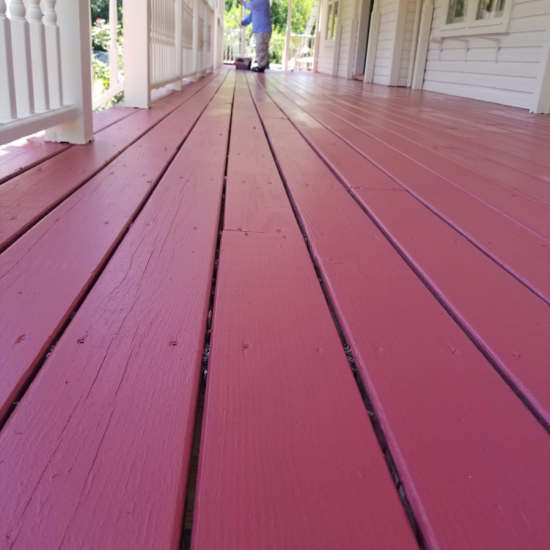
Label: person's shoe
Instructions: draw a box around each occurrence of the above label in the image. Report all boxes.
[251,66,265,73]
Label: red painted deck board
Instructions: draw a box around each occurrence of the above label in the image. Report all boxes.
[223,79,299,235]
[0,73,227,422]
[192,74,417,549]
[0,107,135,185]
[307,76,550,175]
[284,77,550,206]
[249,77,550,550]
[336,76,550,143]
[309,74,550,156]
[262,79,550,302]
[276,76,550,242]
[252,77,550,424]
[0,73,218,251]
[0,74,234,550]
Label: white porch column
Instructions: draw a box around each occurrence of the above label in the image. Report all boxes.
[411,0,433,90]
[109,0,119,88]
[123,0,151,108]
[531,25,550,114]
[363,0,380,83]
[46,0,93,144]
[388,0,408,85]
[283,0,293,70]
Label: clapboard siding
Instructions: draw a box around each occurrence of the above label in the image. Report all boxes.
[423,0,550,107]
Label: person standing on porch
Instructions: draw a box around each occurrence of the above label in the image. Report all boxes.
[241,0,272,73]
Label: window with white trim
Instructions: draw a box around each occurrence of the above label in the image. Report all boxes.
[439,0,513,37]
[325,0,339,40]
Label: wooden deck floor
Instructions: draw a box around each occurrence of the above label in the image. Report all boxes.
[1,68,549,550]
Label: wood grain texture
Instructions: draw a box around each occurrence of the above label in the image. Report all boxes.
[0,73,235,550]
[253,76,550,425]
[0,73,228,422]
[249,76,550,550]
[192,74,417,550]
[0,73,218,251]
[224,77,302,235]
[0,108,135,186]
[281,75,550,209]
[262,78,550,302]
[192,231,417,550]
[308,75,550,155]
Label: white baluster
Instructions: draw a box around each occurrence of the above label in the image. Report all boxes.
[9,0,35,117]
[0,0,17,121]
[43,0,63,108]
[28,0,50,112]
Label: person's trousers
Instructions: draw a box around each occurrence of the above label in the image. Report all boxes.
[254,32,271,68]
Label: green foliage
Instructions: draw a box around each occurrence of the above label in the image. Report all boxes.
[225,0,315,64]
[91,18,124,110]
[226,0,314,33]
[268,32,285,64]
[91,0,122,25]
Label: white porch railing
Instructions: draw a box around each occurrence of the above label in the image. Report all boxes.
[124,0,221,108]
[223,28,255,64]
[288,33,315,72]
[0,0,224,145]
[0,0,93,146]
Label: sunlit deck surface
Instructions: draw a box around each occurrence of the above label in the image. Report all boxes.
[1,68,549,550]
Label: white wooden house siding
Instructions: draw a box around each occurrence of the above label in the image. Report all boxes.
[423,0,550,108]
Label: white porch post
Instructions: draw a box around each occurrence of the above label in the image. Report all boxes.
[363,0,380,83]
[109,0,119,88]
[411,0,433,90]
[531,25,550,114]
[123,0,151,108]
[388,0,408,85]
[240,1,246,57]
[284,0,293,70]
[213,1,219,68]
[46,0,93,144]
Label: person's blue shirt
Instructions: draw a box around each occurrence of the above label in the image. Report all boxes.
[242,0,272,34]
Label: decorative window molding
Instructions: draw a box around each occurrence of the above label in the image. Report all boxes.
[325,0,339,40]
[438,0,513,37]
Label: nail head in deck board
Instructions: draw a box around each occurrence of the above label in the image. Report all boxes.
[0,73,219,250]
[0,74,229,422]
[251,78,550,424]
[192,230,417,550]
[276,76,550,239]
[249,79,550,550]
[262,79,550,302]
[0,76,234,550]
